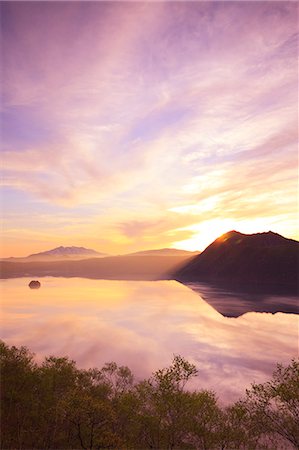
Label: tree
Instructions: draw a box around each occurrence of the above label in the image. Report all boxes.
[133,355,199,449]
[1,339,298,450]
[185,390,223,450]
[242,359,299,449]
[59,390,120,449]
[35,356,80,448]
[0,341,39,449]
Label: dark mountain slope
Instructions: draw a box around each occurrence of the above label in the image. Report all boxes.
[174,231,299,291]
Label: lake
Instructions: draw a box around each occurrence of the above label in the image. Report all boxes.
[1,277,297,403]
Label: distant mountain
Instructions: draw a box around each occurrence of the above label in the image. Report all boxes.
[4,246,107,262]
[174,230,299,292]
[0,254,195,281]
[29,246,103,257]
[126,248,200,257]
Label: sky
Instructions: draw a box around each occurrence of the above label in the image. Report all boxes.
[1,1,298,257]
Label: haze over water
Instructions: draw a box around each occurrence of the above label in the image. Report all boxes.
[1,277,297,403]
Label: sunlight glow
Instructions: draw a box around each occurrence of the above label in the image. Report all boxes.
[172,217,298,252]
[1,2,298,256]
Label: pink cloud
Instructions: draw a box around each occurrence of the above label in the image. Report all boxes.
[1,1,298,251]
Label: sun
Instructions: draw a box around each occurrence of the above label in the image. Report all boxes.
[171,217,292,252]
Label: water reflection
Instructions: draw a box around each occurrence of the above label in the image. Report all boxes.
[184,281,299,317]
[1,277,297,403]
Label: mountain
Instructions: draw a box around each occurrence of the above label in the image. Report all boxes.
[126,248,200,257]
[28,246,104,258]
[174,230,299,292]
[1,247,199,262]
[4,246,107,262]
[0,254,195,281]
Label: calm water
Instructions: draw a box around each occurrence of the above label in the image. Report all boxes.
[1,277,298,403]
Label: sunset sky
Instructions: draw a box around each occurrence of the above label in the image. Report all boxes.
[1,1,298,257]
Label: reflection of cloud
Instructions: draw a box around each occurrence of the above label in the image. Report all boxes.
[1,278,297,402]
[1,2,298,254]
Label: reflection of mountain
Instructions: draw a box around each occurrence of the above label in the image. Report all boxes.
[4,246,106,262]
[184,281,299,318]
[174,230,299,293]
[0,254,194,281]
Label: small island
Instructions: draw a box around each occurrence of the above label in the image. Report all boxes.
[28,280,41,289]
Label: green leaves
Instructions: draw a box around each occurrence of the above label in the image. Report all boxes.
[152,354,198,393]
[1,340,298,449]
[243,359,299,448]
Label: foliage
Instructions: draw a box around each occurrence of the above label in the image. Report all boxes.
[242,359,299,448]
[0,340,298,449]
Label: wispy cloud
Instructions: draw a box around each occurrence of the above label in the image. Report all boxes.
[1,1,298,255]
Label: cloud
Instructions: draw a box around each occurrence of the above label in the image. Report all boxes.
[1,1,298,254]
